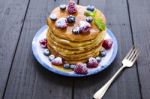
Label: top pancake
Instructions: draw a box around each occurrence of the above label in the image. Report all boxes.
[47,5,106,42]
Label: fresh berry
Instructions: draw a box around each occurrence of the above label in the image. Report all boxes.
[102,39,113,50]
[48,55,55,61]
[70,64,76,69]
[87,57,99,68]
[49,14,57,21]
[79,21,91,33]
[55,18,67,29]
[43,49,50,56]
[100,50,106,57]
[101,65,105,68]
[72,27,80,34]
[67,15,75,23]
[96,57,101,62]
[60,4,66,10]
[64,64,70,69]
[67,0,77,14]
[51,57,63,66]
[39,39,47,48]
[74,63,88,74]
[87,5,95,12]
[86,16,93,23]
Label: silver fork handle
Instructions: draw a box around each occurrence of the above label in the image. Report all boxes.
[93,65,125,99]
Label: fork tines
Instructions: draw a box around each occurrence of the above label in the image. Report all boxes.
[124,47,139,63]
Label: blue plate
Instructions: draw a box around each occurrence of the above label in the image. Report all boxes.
[32,25,118,77]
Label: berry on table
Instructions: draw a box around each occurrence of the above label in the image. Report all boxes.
[72,27,80,34]
[67,15,76,23]
[99,50,106,57]
[39,39,47,48]
[102,39,113,50]
[48,55,55,61]
[51,57,63,66]
[86,16,93,23]
[60,4,66,10]
[55,18,67,29]
[49,14,57,21]
[87,5,95,12]
[43,49,50,56]
[74,62,88,74]
[87,57,99,68]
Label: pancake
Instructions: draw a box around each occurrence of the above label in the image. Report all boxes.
[47,44,100,64]
[46,4,106,64]
[47,5,106,42]
[47,29,106,51]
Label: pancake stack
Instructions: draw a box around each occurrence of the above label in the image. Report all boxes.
[46,3,106,64]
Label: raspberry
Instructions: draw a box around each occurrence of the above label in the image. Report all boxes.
[39,39,47,48]
[79,21,91,33]
[67,0,77,14]
[51,57,63,66]
[87,57,99,68]
[102,39,113,50]
[74,63,88,74]
[55,18,67,29]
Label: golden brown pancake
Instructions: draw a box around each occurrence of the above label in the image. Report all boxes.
[46,5,106,64]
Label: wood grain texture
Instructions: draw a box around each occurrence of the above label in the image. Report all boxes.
[0,0,29,98]
[127,0,150,98]
[73,0,141,99]
[3,0,77,99]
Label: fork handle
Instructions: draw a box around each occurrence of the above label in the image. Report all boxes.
[93,65,125,99]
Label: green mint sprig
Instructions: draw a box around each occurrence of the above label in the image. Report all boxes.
[84,10,96,18]
[84,10,106,31]
[94,18,106,31]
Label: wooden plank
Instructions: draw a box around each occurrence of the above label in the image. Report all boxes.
[73,0,141,99]
[0,0,29,98]
[127,0,150,98]
[3,0,78,99]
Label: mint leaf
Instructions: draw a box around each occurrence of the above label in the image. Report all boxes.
[84,10,96,18]
[84,10,106,31]
[94,18,106,31]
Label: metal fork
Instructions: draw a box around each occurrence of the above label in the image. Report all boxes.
[93,47,140,99]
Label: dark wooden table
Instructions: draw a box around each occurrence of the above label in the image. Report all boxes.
[0,0,149,99]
